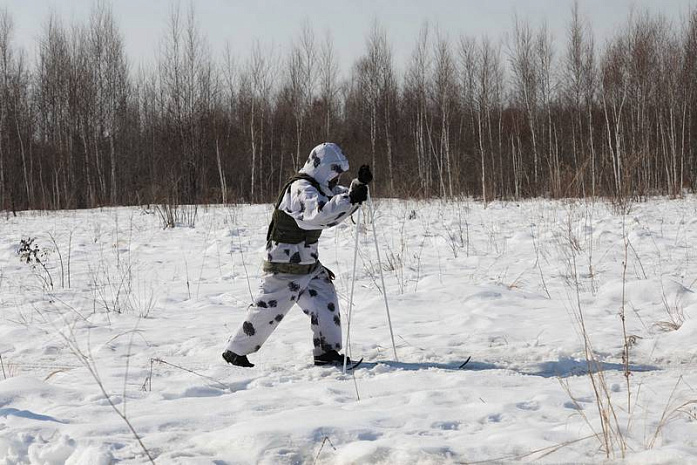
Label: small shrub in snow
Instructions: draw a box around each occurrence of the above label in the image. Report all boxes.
[17,237,53,289]
[155,203,198,229]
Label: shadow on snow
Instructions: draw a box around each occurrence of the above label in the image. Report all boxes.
[523,358,659,378]
[0,407,67,423]
[364,358,659,378]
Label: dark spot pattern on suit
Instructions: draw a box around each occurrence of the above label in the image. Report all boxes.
[320,338,332,352]
[243,321,256,336]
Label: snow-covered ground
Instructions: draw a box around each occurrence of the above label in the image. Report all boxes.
[1,198,697,464]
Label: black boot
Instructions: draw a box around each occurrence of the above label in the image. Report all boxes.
[314,350,350,366]
[222,350,254,368]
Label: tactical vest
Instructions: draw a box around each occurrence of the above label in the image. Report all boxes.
[266,174,326,246]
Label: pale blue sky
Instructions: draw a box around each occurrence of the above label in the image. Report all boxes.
[1,0,695,74]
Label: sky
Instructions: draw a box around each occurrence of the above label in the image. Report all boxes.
[1,0,695,75]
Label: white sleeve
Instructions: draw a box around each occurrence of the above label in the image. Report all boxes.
[284,181,357,229]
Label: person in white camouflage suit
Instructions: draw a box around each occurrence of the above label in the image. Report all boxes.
[223,142,372,368]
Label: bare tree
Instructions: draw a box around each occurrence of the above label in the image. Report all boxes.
[472,37,504,203]
[36,13,73,209]
[218,44,238,204]
[90,2,130,205]
[354,21,397,196]
[286,21,318,170]
[655,19,683,196]
[319,30,339,140]
[563,1,597,197]
[683,9,697,191]
[509,15,540,191]
[406,23,433,196]
[0,8,12,211]
[158,3,213,204]
[601,35,630,200]
[537,22,559,196]
[431,31,457,197]
[242,41,275,202]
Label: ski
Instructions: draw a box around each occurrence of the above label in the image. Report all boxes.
[458,356,472,369]
[347,357,364,370]
[335,357,469,371]
[314,357,364,370]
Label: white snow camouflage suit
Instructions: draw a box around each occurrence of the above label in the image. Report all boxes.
[225,143,361,357]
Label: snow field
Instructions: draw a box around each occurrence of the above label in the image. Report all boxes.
[0,198,696,464]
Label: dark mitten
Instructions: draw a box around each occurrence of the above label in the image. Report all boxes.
[358,164,373,184]
[349,183,368,204]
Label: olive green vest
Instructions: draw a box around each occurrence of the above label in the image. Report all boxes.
[266,174,326,246]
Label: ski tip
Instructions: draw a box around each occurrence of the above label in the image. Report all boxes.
[339,359,363,373]
[458,356,472,370]
[347,358,364,371]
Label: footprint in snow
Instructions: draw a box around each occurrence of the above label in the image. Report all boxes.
[564,401,583,410]
[433,421,461,430]
[516,400,540,411]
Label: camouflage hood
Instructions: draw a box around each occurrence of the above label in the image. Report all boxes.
[298,143,349,188]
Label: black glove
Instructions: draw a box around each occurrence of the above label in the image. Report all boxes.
[358,164,373,184]
[349,183,368,205]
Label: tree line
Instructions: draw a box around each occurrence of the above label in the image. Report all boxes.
[1,2,697,212]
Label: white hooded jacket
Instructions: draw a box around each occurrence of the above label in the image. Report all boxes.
[266,143,360,266]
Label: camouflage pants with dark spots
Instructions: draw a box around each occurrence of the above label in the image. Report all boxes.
[225,265,342,357]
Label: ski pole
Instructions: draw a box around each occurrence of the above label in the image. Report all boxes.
[367,191,398,361]
[344,205,362,374]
